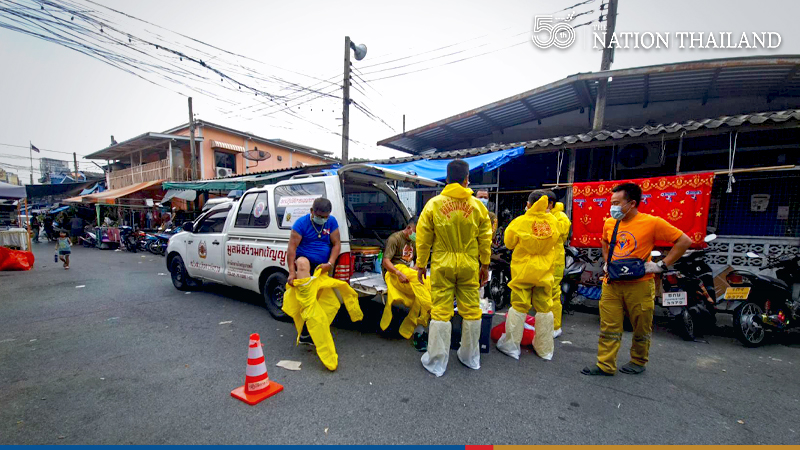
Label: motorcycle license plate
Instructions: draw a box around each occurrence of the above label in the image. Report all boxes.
[725,287,751,300]
[662,291,688,307]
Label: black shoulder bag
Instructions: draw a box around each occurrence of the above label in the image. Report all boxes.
[607,219,646,281]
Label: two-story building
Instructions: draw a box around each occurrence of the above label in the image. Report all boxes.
[76,120,335,204]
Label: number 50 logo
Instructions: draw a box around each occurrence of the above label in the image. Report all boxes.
[532,16,576,49]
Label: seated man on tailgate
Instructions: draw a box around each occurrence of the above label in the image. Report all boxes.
[380,217,432,351]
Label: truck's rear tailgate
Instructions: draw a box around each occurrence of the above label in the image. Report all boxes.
[350,271,387,300]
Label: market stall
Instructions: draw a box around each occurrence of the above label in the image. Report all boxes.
[0,181,33,270]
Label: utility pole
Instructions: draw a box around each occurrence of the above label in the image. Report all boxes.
[188,97,197,180]
[29,142,33,185]
[341,36,352,165]
[73,152,79,179]
[591,0,618,131]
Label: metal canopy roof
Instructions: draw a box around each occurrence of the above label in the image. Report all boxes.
[378,56,800,155]
[372,109,800,164]
[84,133,204,160]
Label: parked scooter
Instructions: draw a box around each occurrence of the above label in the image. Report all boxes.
[561,246,595,314]
[78,226,97,248]
[137,231,158,253]
[723,252,800,347]
[652,234,718,341]
[488,245,512,311]
[119,226,137,253]
[149,227,179,256]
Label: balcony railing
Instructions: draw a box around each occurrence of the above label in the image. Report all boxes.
[108,159,192,190]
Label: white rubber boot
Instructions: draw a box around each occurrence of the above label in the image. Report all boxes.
[496,308,526,360]
[533,311,554,361]
[421,320,451,377]
[457,319,481,370]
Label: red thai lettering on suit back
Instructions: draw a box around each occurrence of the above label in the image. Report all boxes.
[439,199,474,219]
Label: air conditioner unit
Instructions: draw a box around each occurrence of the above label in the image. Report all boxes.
[615,142,665,171]
[216,167,234,177]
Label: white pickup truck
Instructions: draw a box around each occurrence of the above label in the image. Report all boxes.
[166,164,440,319]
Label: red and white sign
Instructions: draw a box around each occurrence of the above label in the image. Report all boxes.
[571,173,715,248]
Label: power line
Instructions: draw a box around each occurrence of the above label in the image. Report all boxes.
[0,142,88,157]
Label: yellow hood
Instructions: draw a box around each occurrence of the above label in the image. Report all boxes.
[553,202,565,213]
[441,183,473,199]
[526,195,549,215]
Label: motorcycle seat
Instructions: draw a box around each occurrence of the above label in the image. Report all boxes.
[758,275,789,290]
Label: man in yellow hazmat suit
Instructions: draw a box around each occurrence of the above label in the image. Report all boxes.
[550,200,572,338]
[282,257,364,371]
[416,159,493,377]
[380,217,432,350]
[496,191,560,360]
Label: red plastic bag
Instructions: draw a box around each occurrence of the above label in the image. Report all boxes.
[0,247,35,271]
[490,313,536,346]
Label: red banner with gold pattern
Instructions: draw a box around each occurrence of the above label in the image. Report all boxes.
[571,173,714,248]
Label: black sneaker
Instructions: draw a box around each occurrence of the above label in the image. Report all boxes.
[298,333,314,346]
[411,331,428,352]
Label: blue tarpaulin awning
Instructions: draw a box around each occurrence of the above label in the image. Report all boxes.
[50,205,70,213]
[369,147,524,181]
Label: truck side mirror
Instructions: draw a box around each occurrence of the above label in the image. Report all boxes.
[182,221,193,233]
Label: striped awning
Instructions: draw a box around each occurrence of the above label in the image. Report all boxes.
[210,140,246,152]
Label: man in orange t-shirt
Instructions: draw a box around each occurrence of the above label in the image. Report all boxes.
[582,182,692,376]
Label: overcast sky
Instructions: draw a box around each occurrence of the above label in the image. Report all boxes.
[1,0,798,184]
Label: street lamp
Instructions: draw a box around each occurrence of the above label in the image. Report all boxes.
[342,36,367,165]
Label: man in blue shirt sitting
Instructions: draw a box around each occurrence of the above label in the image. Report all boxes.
[287,197,342,286]
[287,197,342,345]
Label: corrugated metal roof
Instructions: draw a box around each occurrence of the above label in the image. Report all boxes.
[378,56,800,155]
[371,110,800,164]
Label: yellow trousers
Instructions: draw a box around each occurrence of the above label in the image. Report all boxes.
[596,279,655,373]
[550,263,564,330]
[381,264,432,338]
[509,281,552,315]
[430,253,481,322]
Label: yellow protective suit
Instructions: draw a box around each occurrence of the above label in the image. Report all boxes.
[282,267,364,371]
[504,195,560,314]
[550,202,572,331]
[381,264,432,339]
[416,183,493,322]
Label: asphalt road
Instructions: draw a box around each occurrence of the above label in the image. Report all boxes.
[2,243,799,445]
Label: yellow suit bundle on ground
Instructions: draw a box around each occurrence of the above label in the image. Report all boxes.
[497,195,559,360]
[550,202,572,332]
[416,183,493,376]
[381,264,432,339]
[282,267,364,371]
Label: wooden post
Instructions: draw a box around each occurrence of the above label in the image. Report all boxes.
[565,148,577,218]
[23,198,32,251]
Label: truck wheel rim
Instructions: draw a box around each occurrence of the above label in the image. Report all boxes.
[172,260,183,283]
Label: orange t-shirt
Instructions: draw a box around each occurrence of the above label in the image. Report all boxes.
[602,213,684,281]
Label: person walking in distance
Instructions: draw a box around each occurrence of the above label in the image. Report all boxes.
[582,182,692,376]
[416,160,493,377]
[56,230,71,269]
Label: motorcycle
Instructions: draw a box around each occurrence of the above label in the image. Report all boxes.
[561,246,596,314]
[78,226,97,248]
[137,231,158,253]
[723,252,800,347]
[652,234,718,341]
[488,245,512,311]
[149,227,179,256]
[119,226,137,253]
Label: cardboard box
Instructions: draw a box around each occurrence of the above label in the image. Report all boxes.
[714,266,735,299]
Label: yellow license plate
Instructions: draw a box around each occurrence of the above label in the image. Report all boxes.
[725,287,751,300]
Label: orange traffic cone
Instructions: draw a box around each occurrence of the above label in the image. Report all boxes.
[231,333,284,405]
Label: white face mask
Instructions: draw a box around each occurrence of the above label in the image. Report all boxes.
[478,198,489,207]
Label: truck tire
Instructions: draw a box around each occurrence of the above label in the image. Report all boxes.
[170,255,200,291]
[263,272,291,321]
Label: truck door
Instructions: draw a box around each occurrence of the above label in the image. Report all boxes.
[187,205,231,283]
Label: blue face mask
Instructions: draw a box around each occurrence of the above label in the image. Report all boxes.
[311,215,327,226]
[610,203,629,220]
[479,198,489,207]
